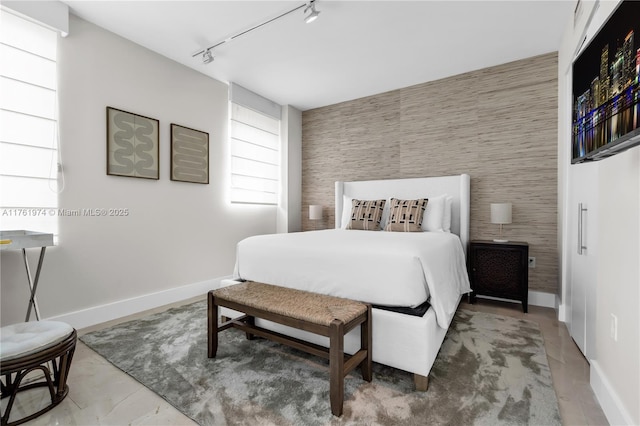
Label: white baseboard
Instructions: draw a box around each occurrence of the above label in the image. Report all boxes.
[475,290,556,309]
[556,301,568,322]
[590,360,636,426]
[528,290,557,308]
[49,282,558,331]
[46,276,231,330]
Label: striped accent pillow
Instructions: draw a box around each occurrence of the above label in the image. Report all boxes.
[346,199,386,231]
[384,198,428,232]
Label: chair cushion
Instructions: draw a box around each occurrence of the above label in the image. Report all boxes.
[0,321,74,361]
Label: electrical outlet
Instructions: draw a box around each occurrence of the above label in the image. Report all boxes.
[528,257,536,268]
[610,314,618,341]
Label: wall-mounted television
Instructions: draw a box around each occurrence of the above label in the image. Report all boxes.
[572,0,640,163]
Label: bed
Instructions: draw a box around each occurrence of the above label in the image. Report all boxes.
[222,174,471,389]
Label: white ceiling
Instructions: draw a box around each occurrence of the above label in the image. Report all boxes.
[63,1,575,111]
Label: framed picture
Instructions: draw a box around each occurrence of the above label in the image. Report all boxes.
[106,107,159,179]
[170,124,209,184]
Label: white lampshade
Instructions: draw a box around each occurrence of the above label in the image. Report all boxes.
[309,205,323,221]
[491,203,512,224]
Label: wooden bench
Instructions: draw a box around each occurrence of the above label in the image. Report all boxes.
[207,281,372,417]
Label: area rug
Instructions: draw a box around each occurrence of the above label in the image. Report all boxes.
[81,301,561,425]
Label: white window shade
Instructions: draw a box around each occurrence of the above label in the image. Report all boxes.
[1,77,56,119]
[0,10,59,236]
[229,86,281,205]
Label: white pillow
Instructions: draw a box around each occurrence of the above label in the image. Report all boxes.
[379,197,391,230]
[443,196,453,233]
[340,195,352,229]
[422,195,446,232]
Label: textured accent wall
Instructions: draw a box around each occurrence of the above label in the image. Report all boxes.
[301,52,558,294]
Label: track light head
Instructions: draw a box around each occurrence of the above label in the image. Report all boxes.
[304,1,320,23]
[202,49,214,64]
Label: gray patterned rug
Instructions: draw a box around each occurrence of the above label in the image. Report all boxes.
[81,301,561,425]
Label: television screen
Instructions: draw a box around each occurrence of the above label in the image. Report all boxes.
[572,0,640,163]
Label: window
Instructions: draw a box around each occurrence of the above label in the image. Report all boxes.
[229,84,281,205]
[0,10,59,236]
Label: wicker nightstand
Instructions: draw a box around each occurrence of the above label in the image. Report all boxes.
[468,240,529,313]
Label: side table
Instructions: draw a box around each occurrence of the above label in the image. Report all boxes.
[0,230,54,321]
[468,240,529,313]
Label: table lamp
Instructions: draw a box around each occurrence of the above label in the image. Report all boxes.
[491,203,512,242]
[309,205,323,230]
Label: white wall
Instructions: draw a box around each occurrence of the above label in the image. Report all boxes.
[558,1,640,424]
[0,15,277,328]
[277,105,302,233]
[595,149,639,425]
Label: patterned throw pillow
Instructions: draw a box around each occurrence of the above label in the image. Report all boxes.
[346,199,386,231]
[384,198,428,232]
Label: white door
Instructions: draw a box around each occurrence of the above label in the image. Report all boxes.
[569,161,598,358]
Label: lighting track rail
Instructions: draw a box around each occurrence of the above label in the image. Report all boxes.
[192,0,319,63]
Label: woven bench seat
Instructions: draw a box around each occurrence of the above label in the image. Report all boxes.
[208,281,372,417]
[212,281,368,328]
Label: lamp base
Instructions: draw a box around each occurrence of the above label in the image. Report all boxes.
[493,238,509,243]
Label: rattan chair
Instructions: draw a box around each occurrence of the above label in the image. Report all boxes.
[0,321,77,426]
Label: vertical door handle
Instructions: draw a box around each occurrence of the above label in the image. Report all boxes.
[578,203,588,255]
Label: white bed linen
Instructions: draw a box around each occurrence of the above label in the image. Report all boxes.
[233,229,470,329]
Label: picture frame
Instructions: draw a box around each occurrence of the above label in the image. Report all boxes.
[170,124,209,184]
[106,107,159,179]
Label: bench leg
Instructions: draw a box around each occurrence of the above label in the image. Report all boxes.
[207,292,218,358]
[329,319,344,417]
[360,305,372,382]
[245,316,255,340]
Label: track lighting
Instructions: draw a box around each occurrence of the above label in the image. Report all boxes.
[304,1,320,24]
[202,48,214,64]
[193,1,321,64]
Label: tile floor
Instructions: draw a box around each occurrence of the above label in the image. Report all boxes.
[3,297,609,425]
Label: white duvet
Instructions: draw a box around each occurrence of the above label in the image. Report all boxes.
[233,229,471,329]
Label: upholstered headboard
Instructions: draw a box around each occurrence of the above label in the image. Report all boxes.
[335,174,471,256]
